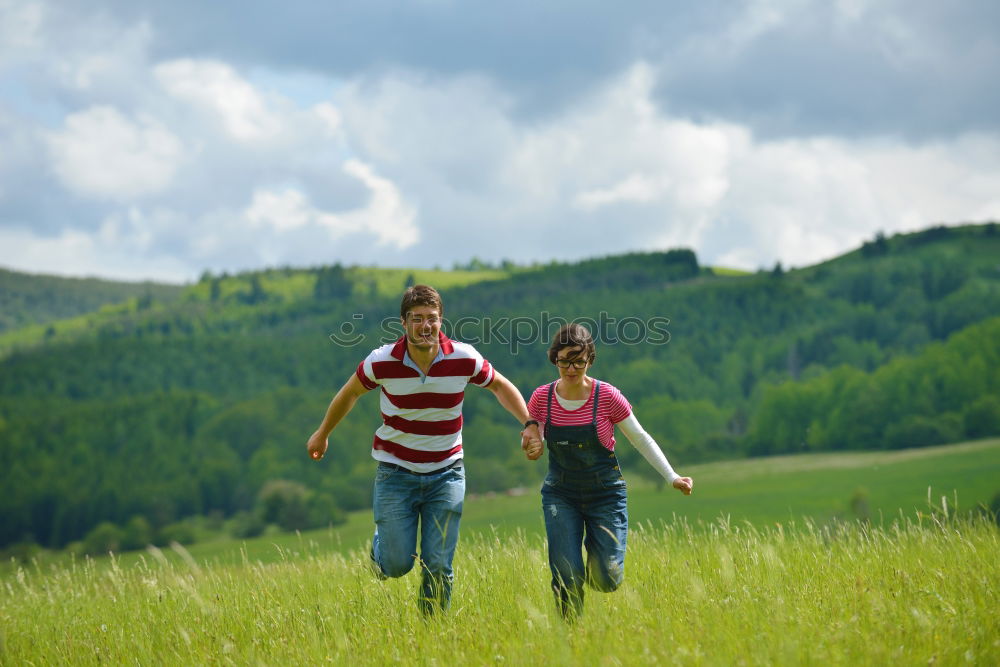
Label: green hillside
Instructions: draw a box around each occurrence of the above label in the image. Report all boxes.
[0,267,183,335]
[1,223,998,552]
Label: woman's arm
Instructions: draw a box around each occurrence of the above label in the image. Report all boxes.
[618,413,693,494]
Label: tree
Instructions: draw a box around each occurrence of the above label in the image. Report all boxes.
[122,515,153,551]
[257,479,311,531]
[883,413,962,450]
[241,276,267,305]
[83,521,124,555]
[861,231,889,257]
[963,396,1000,438]
[662,248,700,279]
[314,265,352,301]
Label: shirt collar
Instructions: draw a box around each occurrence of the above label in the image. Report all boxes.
[390,331,454,360]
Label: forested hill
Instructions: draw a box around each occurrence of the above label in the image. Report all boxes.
[1,223,998,551]
[0,268,183,335]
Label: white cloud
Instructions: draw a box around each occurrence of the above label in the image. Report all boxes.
[46,105,183,200]
[575,173,666,209]
[246,189,313,232]
[340,70,515,169]
[56,20,153,92]
[3,3,999,282]
[0,1,154,101]
[717,133,1000,268]
[338,159,419,248]
[721,0,798,53]
[0,225,191,282]
[244,159,418,249]
[312,102,342,136]
[0,0,44,65]
[834,0,870,22]
[155,59,282,142]
[338,61,1000,272]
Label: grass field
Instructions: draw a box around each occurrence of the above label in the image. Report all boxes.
[707,266,753,276]
[2,516,997,664]
[2,440,999,664]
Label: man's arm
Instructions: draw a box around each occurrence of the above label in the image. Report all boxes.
[307,374,370,460]
[485,370,543,460]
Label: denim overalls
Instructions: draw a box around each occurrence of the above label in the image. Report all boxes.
[540,380,628,617]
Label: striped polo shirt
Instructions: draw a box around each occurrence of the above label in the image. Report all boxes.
[356,332,495,472]
[526,380,632,451]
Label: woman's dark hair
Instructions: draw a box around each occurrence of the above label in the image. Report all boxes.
[400,284,443,319]
[547,323,596,365]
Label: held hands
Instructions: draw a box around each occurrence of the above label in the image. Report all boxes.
[307,431,329,461]
[521,424,543,461]
[672,476,694,495]
[522,437,543,460]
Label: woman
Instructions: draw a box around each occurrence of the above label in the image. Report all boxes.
[523,323,693,618]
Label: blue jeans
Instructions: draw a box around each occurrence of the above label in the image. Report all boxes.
[541,469,628,617]
[371,461,465,614]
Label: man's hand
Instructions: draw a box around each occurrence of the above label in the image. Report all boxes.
[521,423,543,460]
[672,476,693,495]
[522,435,543,460]
[307,431,329,461]
[307,375,369,461]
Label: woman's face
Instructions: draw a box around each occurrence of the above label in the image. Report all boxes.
[555,345,591,385]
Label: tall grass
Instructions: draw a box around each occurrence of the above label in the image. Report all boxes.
[3,516,997,665]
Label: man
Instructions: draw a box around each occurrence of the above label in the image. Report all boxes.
[307,284,543,614]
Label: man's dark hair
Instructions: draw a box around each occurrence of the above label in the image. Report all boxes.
[547,323,596,365]
[400,284,444,320]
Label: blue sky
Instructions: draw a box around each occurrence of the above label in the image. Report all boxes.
[1,0,998,282]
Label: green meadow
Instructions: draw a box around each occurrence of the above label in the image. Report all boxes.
[2,515,997,665]
[3,440,999,664]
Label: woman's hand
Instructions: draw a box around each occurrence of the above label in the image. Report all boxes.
[672,476,693,495]
[521,433,544,460]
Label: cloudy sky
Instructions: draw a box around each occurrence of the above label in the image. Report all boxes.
[1,0,998,283]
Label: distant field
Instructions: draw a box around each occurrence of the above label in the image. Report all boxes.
[707,266,752,276]
[16,438,995,574]
[177,266,514,303]
[349,266,513,298]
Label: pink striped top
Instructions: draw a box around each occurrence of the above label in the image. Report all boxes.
[527,380,632,451]
[356,332,494,471]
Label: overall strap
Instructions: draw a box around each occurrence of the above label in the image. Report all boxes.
[545,381,557,427]
[591,380,601,424]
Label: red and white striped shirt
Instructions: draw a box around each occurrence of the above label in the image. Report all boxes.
[527,380,632,451]
[356,332,494,471]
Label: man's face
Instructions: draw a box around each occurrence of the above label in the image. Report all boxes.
[402,305,442,350]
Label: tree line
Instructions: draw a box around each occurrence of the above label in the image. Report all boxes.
[1,224,998,553]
